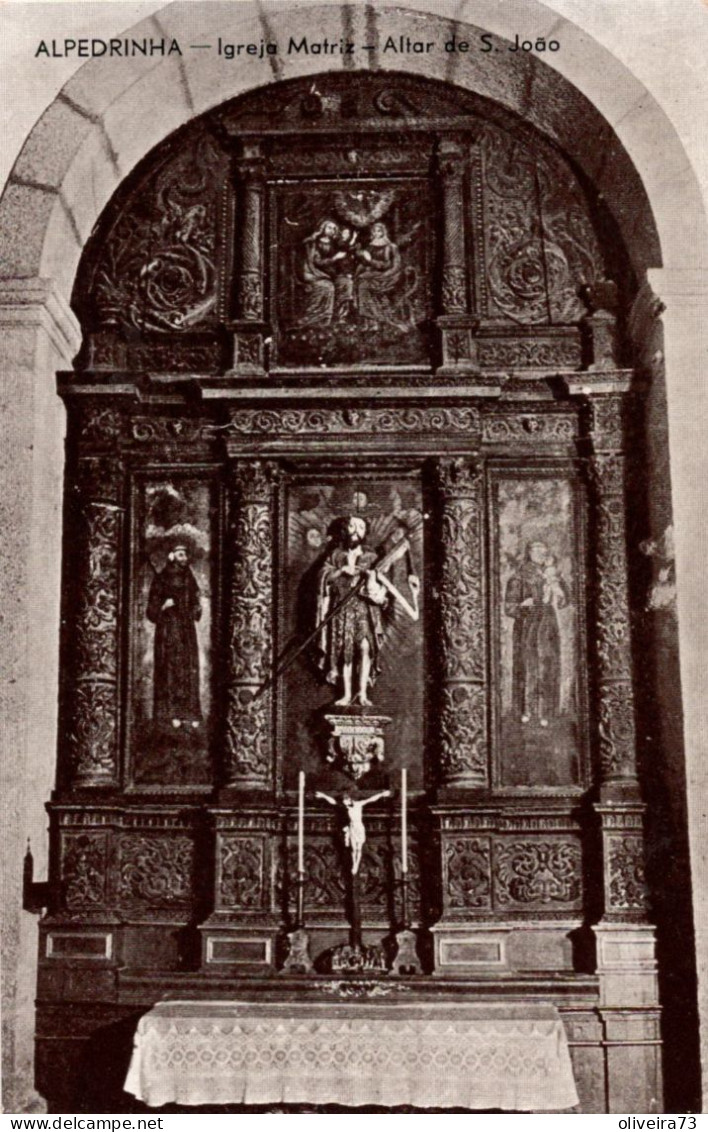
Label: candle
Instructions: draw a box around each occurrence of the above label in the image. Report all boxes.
[401,768,408,874]
[297,770,305,874]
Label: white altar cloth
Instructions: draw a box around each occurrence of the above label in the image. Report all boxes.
[124,999,579,1110]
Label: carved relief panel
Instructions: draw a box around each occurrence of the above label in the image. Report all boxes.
[489,470,589,789]
[270,180,434,367]
[128,475,220,787]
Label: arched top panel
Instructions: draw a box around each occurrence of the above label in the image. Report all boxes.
[72,71,631,379]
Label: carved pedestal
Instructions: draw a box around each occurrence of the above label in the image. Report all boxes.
[325,713,390,780]
[200,810,280,974]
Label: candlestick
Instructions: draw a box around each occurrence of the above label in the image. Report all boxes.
[297,770,305,874]
[401,768,408,874]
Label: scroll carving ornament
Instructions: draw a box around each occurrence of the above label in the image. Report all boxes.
[440,683,486,781]
[598,685,636,778]
[277,840,346,910]
[131,417,213,444]
[90,130,225,335]
[71,471,122,783]
[234,332,264,368]
[62,834,107,908]
[75,504,120,681]
[435,455,483,497]
[219,837,264,908]
[607,835,648,911]
[591,398,625,448]
[482,127,603,325]
[118,836,194,907]
[238,273,263,321]
[225,689,271,781]
[446,838,492,909]
[441,265,467,313]
[230,460,275,504]
[227,407,481,437]
[495,840,582,907]
[278,838,419,913]
[477,338,580,370]
[482,415,575,442]
[79,406,124,443]
[225,464,275,783]
[229,504,272,684]
[70,683,118,782]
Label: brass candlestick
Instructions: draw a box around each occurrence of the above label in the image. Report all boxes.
[390,871,422,976]
[281,870,314,974]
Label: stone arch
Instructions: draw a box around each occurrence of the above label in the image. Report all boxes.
[2,0,707,1113]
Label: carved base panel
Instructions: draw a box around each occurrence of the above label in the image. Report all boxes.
[593,923,659,1008]
[200,922,279,974]
[431,921,580,977]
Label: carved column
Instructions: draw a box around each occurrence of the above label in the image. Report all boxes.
[232,141,266,375]
[69,455,124,788]
[435,454,488,789]
[223,460,276,790]
[589,393,639,799]
[436,136,478,375]
[585,389,656,1030]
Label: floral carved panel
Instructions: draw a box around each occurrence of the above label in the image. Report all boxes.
[117,834,195,909]
[77,127,228,336]
[481,125,605,325]
[493,838,583,910]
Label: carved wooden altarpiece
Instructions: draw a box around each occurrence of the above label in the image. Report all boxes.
[36,73,660,1112]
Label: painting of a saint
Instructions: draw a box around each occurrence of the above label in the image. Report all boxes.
[298,219,348,327]
[132,480,213,786]
[504,541,570,728]
[496,477,583,788]
[146,543,202,729]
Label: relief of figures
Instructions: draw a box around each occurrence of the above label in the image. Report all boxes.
[275,185,432,366]
[132,481,213,786]
[496,478,582,787]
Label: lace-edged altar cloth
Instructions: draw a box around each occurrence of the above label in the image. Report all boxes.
[124,999,579,1111]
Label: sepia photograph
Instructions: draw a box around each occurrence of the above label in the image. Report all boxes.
[1,0,707,1116]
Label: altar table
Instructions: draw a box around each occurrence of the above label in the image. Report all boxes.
[124,999,579,1110]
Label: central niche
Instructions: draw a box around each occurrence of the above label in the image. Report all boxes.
[279,473,426,791]
[272,180,435,367]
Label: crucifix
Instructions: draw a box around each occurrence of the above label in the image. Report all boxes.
[316,789,391,959]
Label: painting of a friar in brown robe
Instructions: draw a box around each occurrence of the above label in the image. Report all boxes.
[504,539,570,728]
[146,543,202,730]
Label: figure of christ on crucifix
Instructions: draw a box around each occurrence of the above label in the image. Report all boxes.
[316,515,420,708]
[315,790,392,875]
